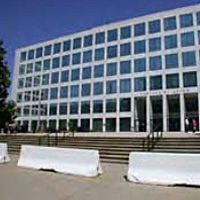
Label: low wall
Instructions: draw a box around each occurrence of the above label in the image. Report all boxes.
[18,145,102,177]
[127,152,200,186]
[0,143,10,163]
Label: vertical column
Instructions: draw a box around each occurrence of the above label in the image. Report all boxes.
[131,97,135,132]
[146,96,151,132]
[180,93,185,132]
[103,118,106,132]
[163,94,167,132]
[116,117,120,132]
[198,93,200,131]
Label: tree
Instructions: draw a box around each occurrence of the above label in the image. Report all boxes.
[0,40,10,104]
[0,40,17,130]
[68,120,77,137]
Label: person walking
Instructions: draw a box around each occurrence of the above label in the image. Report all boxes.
[185,118,190,133]
[192,118,197,133]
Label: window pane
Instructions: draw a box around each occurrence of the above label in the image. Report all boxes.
[73,38,82,49]
[134,58,146,72]
[63,40,71,52]
[93,82,103,95]
[94,64,104,78]
[61,70,69,82]
[81,101,90,114]
[149,56,162,71]
[52,57,60,69]
[134,40,146,54]
[120,79,131,93]
[106,80,117,94]
[50,104,57,116]
[164,16,177,31]
[59,103,67,115]
[106,118,116,132]
[181,32,195,47]
[70,102,78,114]
[51,72,59,84]
[107,45,117,59]
[42,74,49,85]
[180,13,193,28]
[120,26,131,39]
[33,75,40,86]
[82,67,91,79]
[120,43,131,56]
[72,53,81,65]
[149,38,161,52]
[166,74,179,89]
[134,77,146,92]
[44,45,52,56]
[35,61,41,72]
[182,51,196,67]
[95,32,105,44]
[107,29,118,42]
[28,50,34,60]
[20,52,26,62]
[120,98,131,112]
[71,68,80,81]
[53,43,61,54]
[81,84,91,97]
[183,72,197,87]
[134,23,145,36]
[106,99,116,112]
[62,55,70,67]
[120,60,131,74]
[93,100,103,113]
[50,88,58,99]
[106,62,117,76]
[70,85,79,98]
[26,63,33,73]
[165,35,177,49]
[150,75,162,90]
[165,54,178,69]
[19,64,25,75]
[148,20,161,33]
[43,59,50,71]
[93,119,103,131]
[120,118,131,131]
[84,35,93,47]
[36,47,43,58]
[60,86,68,98]
[83,50,92,63]
[95,48,104,61]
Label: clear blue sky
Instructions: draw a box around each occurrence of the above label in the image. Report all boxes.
[1,0,200,87]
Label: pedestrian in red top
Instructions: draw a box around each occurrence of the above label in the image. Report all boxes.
[192,119,197,133]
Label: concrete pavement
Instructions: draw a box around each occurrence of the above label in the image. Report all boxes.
[0,155,200,200]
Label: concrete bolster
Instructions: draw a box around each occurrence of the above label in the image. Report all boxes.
[0,143,10,163]
[127,152,200,186]
[18,145,103,177]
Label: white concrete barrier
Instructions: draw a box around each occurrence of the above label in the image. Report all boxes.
[127,152,200,186]
[0,143,10,163]
[18,145,103,177]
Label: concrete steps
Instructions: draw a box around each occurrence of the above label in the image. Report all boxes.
[1,135,200,164]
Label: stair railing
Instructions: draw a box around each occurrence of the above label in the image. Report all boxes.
[142,127,163,151]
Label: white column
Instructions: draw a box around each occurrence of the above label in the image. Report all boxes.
[146,96,151,132]
[180,93,185,132]
[163,94,167,132]
[131,97,135,132]
[116,117,119,132]
[198,93,200,131]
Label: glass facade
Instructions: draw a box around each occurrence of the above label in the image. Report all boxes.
[15,5,200,133]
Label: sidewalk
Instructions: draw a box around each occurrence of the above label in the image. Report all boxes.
[0,155,200,200]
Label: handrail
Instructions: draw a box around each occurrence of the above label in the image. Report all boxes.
[142,127,163,151]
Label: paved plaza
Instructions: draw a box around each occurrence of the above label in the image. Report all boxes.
[0,155,200,200]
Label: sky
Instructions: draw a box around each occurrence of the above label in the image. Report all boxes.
[1,0,200,93]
